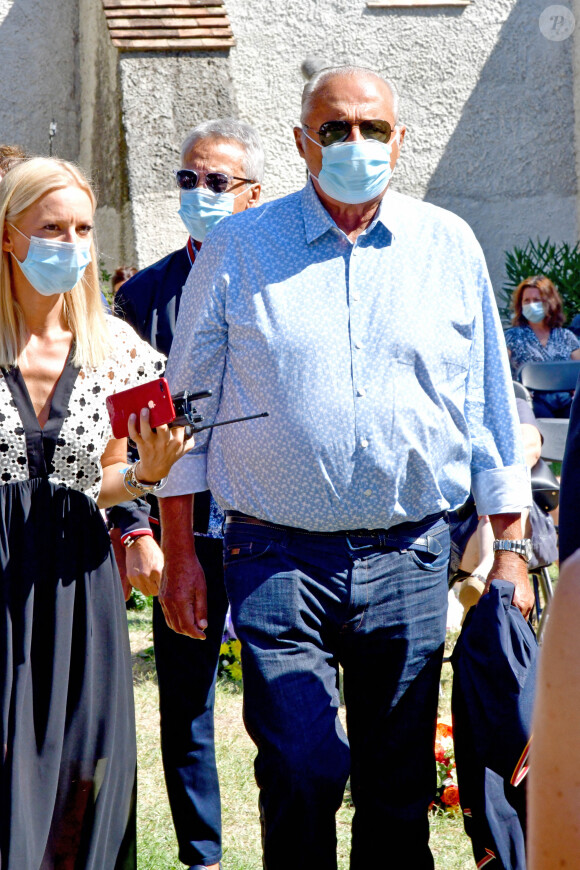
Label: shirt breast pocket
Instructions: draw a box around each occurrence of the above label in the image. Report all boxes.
[439,358,469,388]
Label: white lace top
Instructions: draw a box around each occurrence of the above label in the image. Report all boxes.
[0,316,165,500]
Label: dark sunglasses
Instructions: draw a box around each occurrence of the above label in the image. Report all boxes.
[174,168,255,195]
[303,119,393,148]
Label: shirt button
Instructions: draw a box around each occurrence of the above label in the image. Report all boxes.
[360,438,369,448]
[352,293,360,302]
[357,387,366,397]
[354,341,363,349]
[364,488,372,497]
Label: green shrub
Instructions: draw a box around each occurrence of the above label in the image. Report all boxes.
[218,638,243,684]
[501,238,580,324]
[126,589,152,610]
[100,260,113,306]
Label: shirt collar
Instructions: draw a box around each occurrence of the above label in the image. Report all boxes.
[373,188,399,239]
[301,179,338,243]
[186,236,197,265]
[300,178,398,245]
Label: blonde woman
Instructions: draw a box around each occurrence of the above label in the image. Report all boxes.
[0,157,191,869]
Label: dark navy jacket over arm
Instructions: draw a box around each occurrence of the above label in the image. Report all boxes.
[559,380,580,563]
[114,245,192,357]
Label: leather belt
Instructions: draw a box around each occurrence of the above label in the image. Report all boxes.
[224,511,446,555]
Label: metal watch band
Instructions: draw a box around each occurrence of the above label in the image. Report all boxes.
[122,462,167,497]
[492,538,533,562]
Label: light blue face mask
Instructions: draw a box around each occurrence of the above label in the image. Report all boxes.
[304,129,398,205]
[9,224,92,296]
[178,187,246,242]
[522,301,546,324]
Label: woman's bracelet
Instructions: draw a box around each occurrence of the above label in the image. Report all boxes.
[122,461,167,497]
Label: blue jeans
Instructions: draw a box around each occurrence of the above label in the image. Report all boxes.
[223,513,450,870]
[531,389,572,418]
[152,535,228,867]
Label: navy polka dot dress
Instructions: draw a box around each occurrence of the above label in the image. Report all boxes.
[0,318,164,870]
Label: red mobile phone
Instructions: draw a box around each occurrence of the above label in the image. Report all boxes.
[106,378,176,439]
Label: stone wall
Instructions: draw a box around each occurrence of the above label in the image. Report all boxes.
[0,0,79,160]
[224,0,577,295]
[0,0,576,296]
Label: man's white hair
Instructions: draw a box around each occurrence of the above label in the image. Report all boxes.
[300,65,400,124]
[180,118,265,183]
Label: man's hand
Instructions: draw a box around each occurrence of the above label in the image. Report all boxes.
[487,512,535,619]
[485,551,535,619]
[126,536,164,597]
[159,494,208,639]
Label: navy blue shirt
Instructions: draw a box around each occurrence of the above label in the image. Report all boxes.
[559,385,580,562]
[114,241,195,357]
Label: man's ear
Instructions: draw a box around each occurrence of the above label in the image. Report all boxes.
[293,126,306,160]
[248,183,261,207]
[389,125,407,171]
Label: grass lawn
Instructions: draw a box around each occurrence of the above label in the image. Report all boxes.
[130,608,474,869]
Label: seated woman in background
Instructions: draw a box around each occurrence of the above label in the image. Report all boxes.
[505,275,580,417]
[0,156,192,869]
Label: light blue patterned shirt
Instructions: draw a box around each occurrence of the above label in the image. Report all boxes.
[161,181,530,531]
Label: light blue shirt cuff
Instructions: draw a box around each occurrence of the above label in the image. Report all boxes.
[471,465,532,516]
[158,452,209,498]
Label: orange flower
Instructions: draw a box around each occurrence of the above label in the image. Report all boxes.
[435,745,447,763]
[436,722,453,739]
[441,784,460,806]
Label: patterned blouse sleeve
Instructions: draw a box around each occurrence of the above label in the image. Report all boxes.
[563,328,580,354]
[504,327,521,373]
[104,316,166,390]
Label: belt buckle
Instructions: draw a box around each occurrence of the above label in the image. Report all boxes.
[345,532,375,551]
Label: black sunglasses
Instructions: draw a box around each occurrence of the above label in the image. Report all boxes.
[303,119,393,148]
[174,168,255,195]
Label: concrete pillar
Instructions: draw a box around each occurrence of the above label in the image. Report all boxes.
[118,52,238,267]
[79,0,135,275]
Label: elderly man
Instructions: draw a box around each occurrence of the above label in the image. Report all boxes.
[159,68,533,869]
[113,118,263,870]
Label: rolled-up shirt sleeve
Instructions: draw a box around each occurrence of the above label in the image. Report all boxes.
[465,251,532,515]
[159,231,229,498]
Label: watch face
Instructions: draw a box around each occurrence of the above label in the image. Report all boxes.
[523,539,534,561]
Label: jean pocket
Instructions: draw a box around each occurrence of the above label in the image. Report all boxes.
[224,537,273,566]
[407,531,450,573]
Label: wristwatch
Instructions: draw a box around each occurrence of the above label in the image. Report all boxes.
[492,539,533,563]
[122,461,167,497]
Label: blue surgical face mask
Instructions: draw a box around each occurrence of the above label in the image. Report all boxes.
[304,129,398,205]
[522,301,545,324]
[9,224,92,296]
[178,187,247,242]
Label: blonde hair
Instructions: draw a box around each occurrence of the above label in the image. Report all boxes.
[0,157,111,368]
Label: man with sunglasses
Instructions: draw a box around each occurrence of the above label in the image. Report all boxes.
[114,118,263,870]
[160,67,532,869]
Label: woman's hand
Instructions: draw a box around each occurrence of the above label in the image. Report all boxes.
[128,407,194,483]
